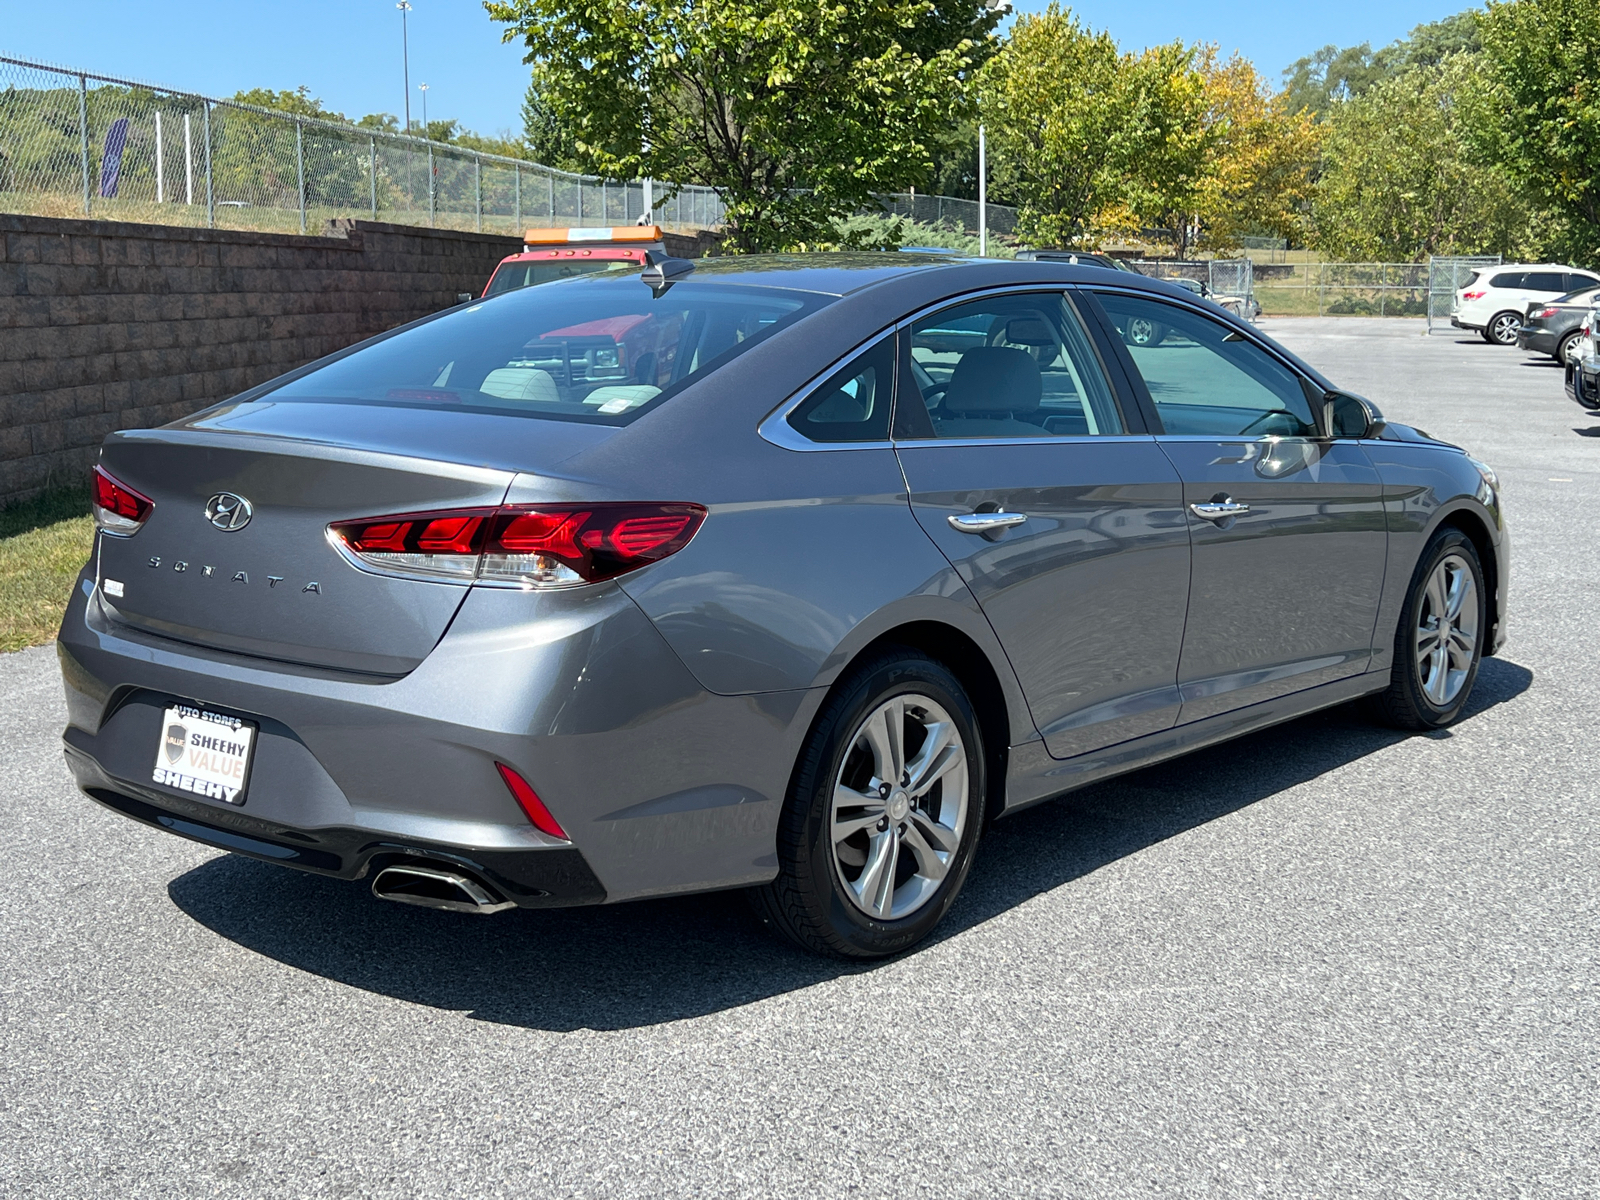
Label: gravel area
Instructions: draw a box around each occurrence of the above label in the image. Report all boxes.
[1,317,1594,1198]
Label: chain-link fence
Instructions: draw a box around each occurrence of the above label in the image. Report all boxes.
[1426,255,1503,334]
[874,191,1018,239]
[1245,263,1433,317]
[1127,258,1257,319]
[0,55,727,236]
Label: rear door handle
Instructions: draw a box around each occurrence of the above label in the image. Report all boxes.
[1189,499,1250,522]
[948,511,1028,534]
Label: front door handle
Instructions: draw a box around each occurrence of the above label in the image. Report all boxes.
[1189,499,1250,522]
[948,510,1028,534]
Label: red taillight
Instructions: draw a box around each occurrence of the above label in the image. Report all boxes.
[329,502,705,588]
[495,763,568,839]
[1462,290,1487,301]
[92,465,153,536]
[1533,307,1559,319]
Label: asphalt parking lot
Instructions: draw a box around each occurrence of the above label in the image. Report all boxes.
[2,317,1595,1198]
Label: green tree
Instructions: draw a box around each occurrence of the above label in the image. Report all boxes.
[485,0,992,250]
[1311,57,1533,260]
[1115,41,1216,256]
[977,4,1143,248]
[1467,0,1600,261]
[1281,11,1481,119]
[1192,50,1321,252]
[521,72,580,171]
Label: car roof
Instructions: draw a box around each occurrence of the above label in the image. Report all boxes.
[600,252,1178,297]
[1489,263,1588,272]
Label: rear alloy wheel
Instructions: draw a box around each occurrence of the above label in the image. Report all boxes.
[752,650,984,958]
[1371,529,1486,730]
[1126,316,1166,347]
[1557,330,1581,366]
[1484,311,1522,345]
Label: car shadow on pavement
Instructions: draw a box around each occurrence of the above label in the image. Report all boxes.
[168,657,1532,1032]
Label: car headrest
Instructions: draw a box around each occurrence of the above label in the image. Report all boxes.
[943,347,1043,415]
[1002,317,1055,347]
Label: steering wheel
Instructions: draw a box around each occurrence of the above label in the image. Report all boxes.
[1237,410,1288,435]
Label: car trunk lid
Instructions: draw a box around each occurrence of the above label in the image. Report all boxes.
[94,426,519,676]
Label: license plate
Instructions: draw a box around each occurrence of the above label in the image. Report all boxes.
[151,703,256,805]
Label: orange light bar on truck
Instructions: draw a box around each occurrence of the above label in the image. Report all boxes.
[524,226,665,246]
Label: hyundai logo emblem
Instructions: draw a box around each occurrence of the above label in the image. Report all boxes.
[204,492,253,532]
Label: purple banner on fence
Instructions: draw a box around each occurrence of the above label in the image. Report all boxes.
[99,118,130,198]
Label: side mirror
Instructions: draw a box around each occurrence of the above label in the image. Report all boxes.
[1324,389,1380,438]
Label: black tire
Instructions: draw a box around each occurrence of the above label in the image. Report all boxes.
[1557,330,1581,366]
[1126,316,1167,347]
[1370,529,1487,730]
[1484,311,1521,346]
[751,649,986,959]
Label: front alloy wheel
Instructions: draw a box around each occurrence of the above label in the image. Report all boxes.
[753,649,985,958]
[1414,553,1479,708]
[1372,529,1486,729]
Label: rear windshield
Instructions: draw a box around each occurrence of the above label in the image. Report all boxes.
[259,277,825,424]
[485,258,638,295]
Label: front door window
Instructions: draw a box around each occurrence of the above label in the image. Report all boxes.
[1096,294,1317,438]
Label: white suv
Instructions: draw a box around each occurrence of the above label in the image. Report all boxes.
[1455,263,1600,345]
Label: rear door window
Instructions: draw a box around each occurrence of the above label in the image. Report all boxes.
[896,293,1124,439]
[1525,271,1567,292]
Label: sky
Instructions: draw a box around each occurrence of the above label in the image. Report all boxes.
[3,0,1474,141]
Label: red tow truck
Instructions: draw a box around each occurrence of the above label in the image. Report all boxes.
[481,225,668,297]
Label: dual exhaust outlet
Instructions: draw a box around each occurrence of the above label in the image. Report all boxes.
[371,862,515,914]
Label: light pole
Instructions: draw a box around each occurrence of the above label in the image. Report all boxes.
[978,0,1011,257]
[978,124,987,257]
[397,2,413,134]
[418,83,432,215]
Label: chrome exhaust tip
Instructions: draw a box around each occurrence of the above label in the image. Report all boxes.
[371,864,515,914]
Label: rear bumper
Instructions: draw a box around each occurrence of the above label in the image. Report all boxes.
[1450,316,1480,332]
[58,566,822,904]
[64,751,606,906]
[1517,328,1557,354]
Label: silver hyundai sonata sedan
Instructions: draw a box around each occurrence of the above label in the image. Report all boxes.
[59,254,1509,958]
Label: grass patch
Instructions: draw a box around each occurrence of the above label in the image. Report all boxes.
[0,487,95,653]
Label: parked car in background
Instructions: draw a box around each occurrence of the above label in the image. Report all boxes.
[60,254,1508,959]
[1160,276,1263,323]
[1454,264,1600,345]
[482,226,669,297]
[1013,249,1142,273]
[1516,287,1600,364]
[1565,307,1600,410]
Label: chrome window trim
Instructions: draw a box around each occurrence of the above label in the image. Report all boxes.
[756,327,899,453]
[895,434,1156,449]
[757,282,1169,453]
